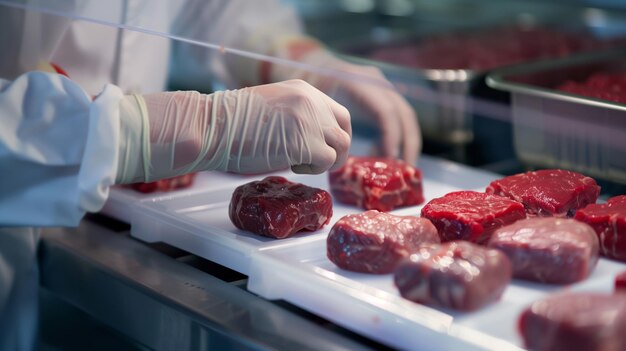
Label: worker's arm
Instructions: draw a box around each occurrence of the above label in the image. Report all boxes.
[0,73,350,226]
[171,0,420,164]
[0,72,123,227]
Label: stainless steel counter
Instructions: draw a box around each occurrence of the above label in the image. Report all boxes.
[39,217,386,351]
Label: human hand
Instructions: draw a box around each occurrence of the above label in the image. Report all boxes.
[269,38,421,164]
[115,79,351,184]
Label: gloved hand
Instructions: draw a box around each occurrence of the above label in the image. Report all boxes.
[115,79,351,184]
[267,37,421,164]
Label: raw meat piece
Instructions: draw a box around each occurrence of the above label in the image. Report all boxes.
[229,176,332,239]
[394,241,512,311]
[519,293,626,351]
[575,195,626,261]
[328,156,424,212]
[486,169,600,217]
[488,218,599,284]
[615,271,626,292]
[327,210,439,274]
[127,173,197,193]
[421,191,526,244]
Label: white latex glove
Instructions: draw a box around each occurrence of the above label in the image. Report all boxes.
[268,38,421,164]
[115,79,351,184]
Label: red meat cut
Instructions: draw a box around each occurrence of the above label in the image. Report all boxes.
[421,191,526,244]
[327,210,439,274]
[615,271,626,292]
[394,241,512,311]
[488,218,599,284]
[328,156,424,212]
[575,195,626,261]
[229,176,332,239]
[486,169,600,217]
[519,293,626,351]
[127,173,197,193]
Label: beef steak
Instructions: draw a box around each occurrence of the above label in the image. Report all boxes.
[328,156,424,212]
[327,210,439,274]
[575,195,626,261]
[229,176,332,239]
[519,293,626,351]
[488,218,599,284]
[486,169,600,217]
[394,241,512,311]
[421,191,526,244]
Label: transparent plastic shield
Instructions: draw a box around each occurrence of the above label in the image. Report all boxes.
[2,0,626,183]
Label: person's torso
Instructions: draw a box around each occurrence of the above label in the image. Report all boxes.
[0,1,173,95]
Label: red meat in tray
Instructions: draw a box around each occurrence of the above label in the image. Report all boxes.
[229,176,333,239]
[328,156,424,212]
[558,73,626,104]
[327,210,439,274]
[486,169,600,217]
[575,195,626,262]
[488,217,599,284]
[394,241,512,311]
[421,191,526,244]
[519,293,626,351]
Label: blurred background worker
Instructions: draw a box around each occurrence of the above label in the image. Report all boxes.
[0,0,421,350]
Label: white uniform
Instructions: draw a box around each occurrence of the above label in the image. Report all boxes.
[0,1,301,349]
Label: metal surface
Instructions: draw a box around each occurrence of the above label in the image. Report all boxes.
[487,48,626,109]
[39,219,380,351]
[487,48,626,184]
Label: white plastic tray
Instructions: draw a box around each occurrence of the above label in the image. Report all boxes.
[100,171,273,223]
[247,186,626,351]
[128,156,482,275]
[248,235,626,351]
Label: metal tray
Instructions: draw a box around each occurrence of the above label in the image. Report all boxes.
[487,48,626,184]
[331,8,626,147]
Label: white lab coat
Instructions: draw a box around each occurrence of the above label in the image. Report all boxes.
[0,1,301,349]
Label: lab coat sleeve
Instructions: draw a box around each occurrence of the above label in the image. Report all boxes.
[0,72,124,227]
[170,0,303,89]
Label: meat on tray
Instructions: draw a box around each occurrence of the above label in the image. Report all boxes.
[558,73,626,104]
[229,176,333,239]
[327,210,439,274]
[486,169,600,217]
[127,173,197,193]
[519,293,626,351]
[394,241,512,311]
[487,218,599,284]
[328,156,424,212]
[421,191,526,244]
[575,195,626,262]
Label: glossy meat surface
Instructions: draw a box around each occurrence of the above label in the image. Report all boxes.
[488,218,599,284]
[127,173,197,193]
[575,195,626,261]
[328,156,424,212]
[519,293,626,351]
[421,191,526,244]
[327,210,439,274]
[394,241,512,311]
[229,176,332,239]
[486,169,600,217]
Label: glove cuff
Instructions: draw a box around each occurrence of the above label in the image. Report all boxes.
[116,95,150,184]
